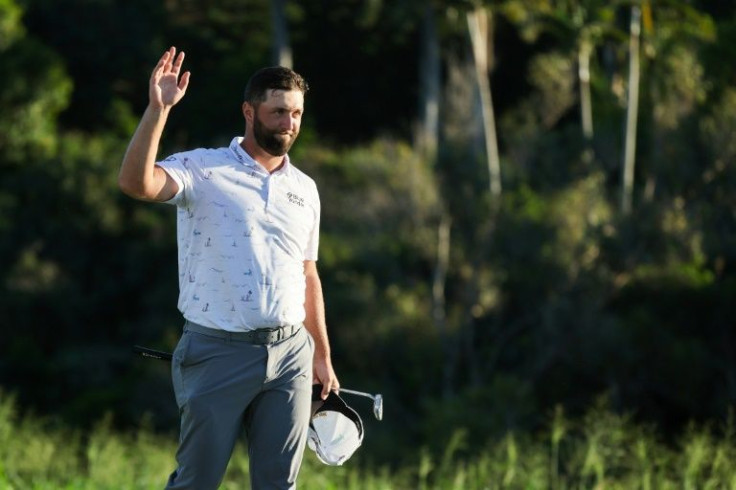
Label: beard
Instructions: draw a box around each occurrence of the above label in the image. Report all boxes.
[253,115,299,157]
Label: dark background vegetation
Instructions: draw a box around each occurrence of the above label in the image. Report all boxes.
[1,0,735,468]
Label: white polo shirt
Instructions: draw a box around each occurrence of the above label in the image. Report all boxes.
[157,137,320,332]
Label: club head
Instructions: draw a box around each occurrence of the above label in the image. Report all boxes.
[338,388,384,421]
[373,394,383,421]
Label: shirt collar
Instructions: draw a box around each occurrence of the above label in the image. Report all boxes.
[229,137,292,176]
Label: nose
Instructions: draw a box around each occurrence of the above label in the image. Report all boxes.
[276,117,291,133]
[285,114,299,131]
[277,111,300,131]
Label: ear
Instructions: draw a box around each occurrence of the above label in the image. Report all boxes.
[242,102,254,125]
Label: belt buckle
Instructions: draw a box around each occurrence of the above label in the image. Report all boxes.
[260,326,280,344]
[276,325,290,342]
[255,325,291,344]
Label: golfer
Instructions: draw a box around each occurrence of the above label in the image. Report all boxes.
[119,46,339,489]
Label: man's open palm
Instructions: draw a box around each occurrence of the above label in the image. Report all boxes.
[150,46,190,109]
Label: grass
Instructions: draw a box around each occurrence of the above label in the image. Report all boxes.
[2,392,736,489]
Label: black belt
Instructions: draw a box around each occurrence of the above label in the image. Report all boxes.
[184,320,301,345]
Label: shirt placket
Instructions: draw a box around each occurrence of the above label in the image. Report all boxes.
[263,173,281,223]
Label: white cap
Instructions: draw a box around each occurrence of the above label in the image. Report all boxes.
[308,387,364,466]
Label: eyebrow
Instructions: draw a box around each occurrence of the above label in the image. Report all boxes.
[270,105,303,113]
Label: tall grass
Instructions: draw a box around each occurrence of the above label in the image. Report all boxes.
[2,391,736,489]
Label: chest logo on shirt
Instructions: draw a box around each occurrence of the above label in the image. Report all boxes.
[287,192,305,207]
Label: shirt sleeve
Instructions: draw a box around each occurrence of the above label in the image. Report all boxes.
[156,152,195,206]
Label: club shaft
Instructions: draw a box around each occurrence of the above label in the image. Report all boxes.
[339,388,376,400]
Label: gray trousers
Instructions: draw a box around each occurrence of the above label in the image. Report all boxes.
[165,322,314,490]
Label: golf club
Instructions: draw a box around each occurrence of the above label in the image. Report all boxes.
[133,345,173,361]
[338,388,384,421]
[134,345,385,420]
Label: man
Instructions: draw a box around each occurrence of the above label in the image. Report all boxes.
[119,46,339,489]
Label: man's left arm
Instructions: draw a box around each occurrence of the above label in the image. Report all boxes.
[303,260,339,399]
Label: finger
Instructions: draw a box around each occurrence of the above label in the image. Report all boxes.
[172,51,185,74]
[155,57,170,80]
[178,71,191,92]
[321,376,339,399]
[161,47,173,67]
[151,51,169,79]
[314,369,329,399]
[163,46,176,72]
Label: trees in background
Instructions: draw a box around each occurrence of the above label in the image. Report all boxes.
[621,4,642,215]
[0,0,734,465]
[503,0,621,167]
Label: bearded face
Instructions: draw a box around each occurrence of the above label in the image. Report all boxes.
[252,111,299,157]
[247,89,304,157]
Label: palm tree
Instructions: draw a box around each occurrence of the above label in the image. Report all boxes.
[417,2,442,162]
[467,4,503,202]
[413,0,505,394]
[621,4,641,215]
[639,1,714,203]
[622,0,714,213]
[502,0,622,165]
[414,1,455,397]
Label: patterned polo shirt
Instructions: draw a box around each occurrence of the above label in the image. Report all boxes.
[157,137,320,332]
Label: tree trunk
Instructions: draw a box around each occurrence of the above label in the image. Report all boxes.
[621,6,641,215]
[447,7,502,389]
[432,214,453,398]
[579,40,594,164]
[417,3,441,161]
[419,5,455,396]
[270,0,292,68]
[467,6,502,202]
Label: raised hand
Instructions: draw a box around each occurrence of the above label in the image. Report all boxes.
[150,46,190,110]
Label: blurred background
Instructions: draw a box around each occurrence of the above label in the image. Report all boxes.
[0,0,735,472]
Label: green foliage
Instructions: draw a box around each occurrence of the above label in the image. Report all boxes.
[299,138,441,344]
[0,38,71,161]
[0,0,23,50]
[6,392,736,489]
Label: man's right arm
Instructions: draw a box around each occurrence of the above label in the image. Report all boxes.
[118,106,179,202]
[118,47,190,202]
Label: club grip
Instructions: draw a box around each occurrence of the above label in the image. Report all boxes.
[133,345,173,361]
